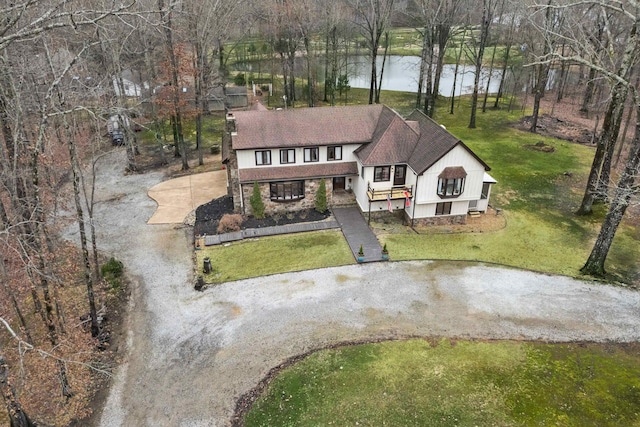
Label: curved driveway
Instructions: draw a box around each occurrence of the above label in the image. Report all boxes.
[91,151,640,427]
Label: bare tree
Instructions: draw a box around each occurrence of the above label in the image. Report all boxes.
[349,0,396,104]
[533,1,640,276]
[468,0,496,128]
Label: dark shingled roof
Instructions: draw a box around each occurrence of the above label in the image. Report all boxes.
[406,110,490,174]
[239,162,358,183]
[232,105,490,175]
[439,166,467,179]
[231,105,385,150]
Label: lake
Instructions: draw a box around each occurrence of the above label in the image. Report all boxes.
[235,55,504,96]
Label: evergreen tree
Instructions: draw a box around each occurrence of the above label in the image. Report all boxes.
[315,179,328,213]
[250,182,265,219]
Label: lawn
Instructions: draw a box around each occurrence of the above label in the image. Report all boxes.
[190,93,639,284]
[196,230,354,284]
[373,97,640,283]
[244,339,640,427]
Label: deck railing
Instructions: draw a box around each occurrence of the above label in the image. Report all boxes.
[367,183,413,202]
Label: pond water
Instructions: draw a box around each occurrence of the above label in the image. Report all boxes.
[235,55,504,96]
[348,55,503,96]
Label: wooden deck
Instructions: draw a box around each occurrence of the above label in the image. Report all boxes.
[367,184,413,202]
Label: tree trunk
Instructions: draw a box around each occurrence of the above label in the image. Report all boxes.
[369,44,378,104]
[482,43,497,113]
[577,81,629,215]
[0,260,32,344]
[304,35,314,107]
[529,64,549,133]
[0,355,36,427]
[469,2,491,129]
[375,32,389,104]
[416,26,429,109]
[450,27,467,114]
[433,22,451,105]
[194,41,204,166]
[581,114,640,276]
[159,0,188,170]
[323,30,330,102]
[580,66,597,114]
[65,119,100,338]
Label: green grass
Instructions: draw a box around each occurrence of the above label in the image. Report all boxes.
[190,94,639,283]
[137,114,225,149]
[374,97,640,282]
[196,230,354,284]
[245,339,640,427]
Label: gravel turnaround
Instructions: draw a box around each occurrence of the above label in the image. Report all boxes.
[83,151,640,427]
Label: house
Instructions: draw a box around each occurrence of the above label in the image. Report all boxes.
[223,104,496,225]
[112,70,148,98]
[206,86,249,111]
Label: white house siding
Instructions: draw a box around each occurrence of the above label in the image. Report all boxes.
[354,164,418,214]
[235,144,362,170]
[409,200,469,218]
[415,145,486,204]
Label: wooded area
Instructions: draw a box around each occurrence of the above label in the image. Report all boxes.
[1,0,639,424]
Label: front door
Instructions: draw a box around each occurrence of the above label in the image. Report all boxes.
[333,176,345,190]
[394,165,406,186]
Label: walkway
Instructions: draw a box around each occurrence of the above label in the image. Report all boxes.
[333,207,384,262]
[203,207,385,264]
[147,170,227,224]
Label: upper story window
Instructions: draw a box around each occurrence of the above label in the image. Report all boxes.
[280,149,295,164]
[374,166,391,182]
[437,166,467,198]
[304,147,319,162]
[327,145,342,161]
[255,150,271,166]
[437,177,465,197]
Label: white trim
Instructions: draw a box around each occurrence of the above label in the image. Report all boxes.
[483,172,497,183]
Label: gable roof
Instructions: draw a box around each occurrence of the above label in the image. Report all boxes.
[354,111,419,165]
[231,105,490,174]
[231,104,386,150]
[405,110,490,174]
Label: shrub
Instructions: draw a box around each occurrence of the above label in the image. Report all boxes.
[250,181,265,219]
[217,214,243,233]
[234,73,246,86]
[101,257,124,291]
[315,179,328,213]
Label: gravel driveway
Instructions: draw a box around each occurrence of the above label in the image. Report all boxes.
[86,151,640,427]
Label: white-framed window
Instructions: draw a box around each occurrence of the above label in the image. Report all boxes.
[304,147,319,162]
[435,202,452,215]
[327,145,342,161]
[270,181,305,201]
[280,149,295,164]
[437,177,465,197]
[255,150,271,165]
[374,166,391,182]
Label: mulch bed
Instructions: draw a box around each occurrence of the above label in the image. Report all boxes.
[194,195,331,236]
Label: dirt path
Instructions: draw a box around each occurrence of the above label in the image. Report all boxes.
[91,151,640,427]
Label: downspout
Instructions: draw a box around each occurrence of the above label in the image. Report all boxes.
[411,175,419,228]
[239,182,245,214]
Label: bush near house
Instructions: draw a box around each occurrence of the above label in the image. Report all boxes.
[250,181,265,219]
[217,214,243,233]
[315,179,328,213]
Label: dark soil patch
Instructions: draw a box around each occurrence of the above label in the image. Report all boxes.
[517,114,596,145]
[194,195,331,236]
[524,141,556,153]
